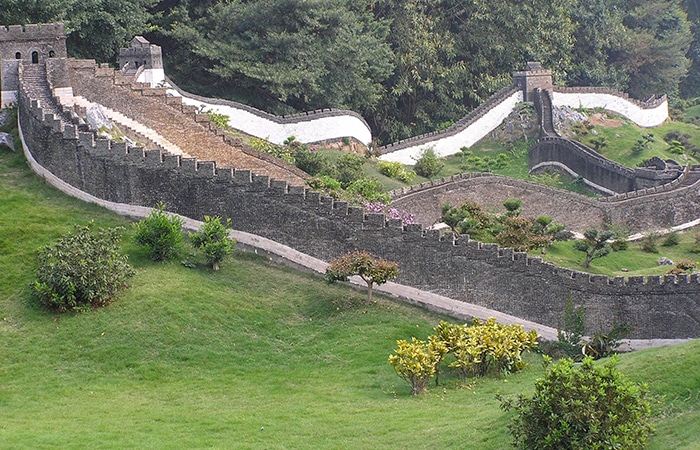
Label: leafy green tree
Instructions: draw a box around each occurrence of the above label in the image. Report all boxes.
[500,357,653,450]
[623,0,692,99]
[32,222,135,312]
[168,0,393,114]
[190,215,235,271]
[389,336,447,395]
[568,0,632,89]
[325,250,399,302]
[573,228,615,268]
[413,148,444,179]
[0,0,156,63]
[132,203,185,261]
[372,0,469,142]
[557,298,586,359]
[332,153,365,187]
[345,178,390,203]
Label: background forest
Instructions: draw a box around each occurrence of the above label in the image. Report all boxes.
[1,0,699,144]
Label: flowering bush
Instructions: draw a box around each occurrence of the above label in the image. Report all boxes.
[363,202,417,225]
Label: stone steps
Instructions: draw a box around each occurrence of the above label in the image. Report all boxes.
[72,95,190,157]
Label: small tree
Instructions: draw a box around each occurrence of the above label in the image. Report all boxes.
[190,216,235,271]
[389,336,447,395]
[32,222,135,312]
[500,357,653,449]
[573,228,615,268]
[325,250,399,302]
[557,298,586,359]
[502,198,522,217]
[132,203,185,261]
[413,148,444,179]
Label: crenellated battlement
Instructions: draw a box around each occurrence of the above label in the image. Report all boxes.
[0,22,65,41]
[17,82,700,339]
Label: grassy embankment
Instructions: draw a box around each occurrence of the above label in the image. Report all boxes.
[2,111,700,448]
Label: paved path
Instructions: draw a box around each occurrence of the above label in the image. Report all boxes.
[18,114,693,351]
[71,96,190,157]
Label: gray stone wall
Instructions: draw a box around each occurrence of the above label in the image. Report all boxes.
[19,89,700,340]
[0,23,67,94]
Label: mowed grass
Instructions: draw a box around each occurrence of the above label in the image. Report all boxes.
[0,145,536,448]
[535,232,700,277]
[1,141,700,448]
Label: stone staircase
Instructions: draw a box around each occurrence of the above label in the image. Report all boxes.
[536,88,558,137]
[70,65,307,185]
[20,63,66,121]
[71,95,190,157]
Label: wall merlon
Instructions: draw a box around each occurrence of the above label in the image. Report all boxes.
[233,169,252,185]
[214,166,234,181]
[62,124,78,139]
[94,139,110,155]
[162,154,180,169]
[347,206,364,223]
[499,248,514,259]
[166,96,182,106]
[252,174,270,191]
[647,276,662,286]
[627,276,646,286]
[78,131,94,148]
[144,149,162,165]
[424,229,441,243]
[270,179,288,194]
[331,201,349,218]
[611,276,625,287]
[194,113,210,123]
[194,161,215,177]
[288,185,305,196]
[180,157,197,173]
[126,146,145,162]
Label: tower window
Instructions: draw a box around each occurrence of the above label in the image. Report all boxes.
[15,52,21,59]
[31,51,39,64]
[49,50,56,58]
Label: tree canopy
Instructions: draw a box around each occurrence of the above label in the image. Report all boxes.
[2,0,698,141]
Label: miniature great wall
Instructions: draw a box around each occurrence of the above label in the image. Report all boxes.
[3,23,700,340]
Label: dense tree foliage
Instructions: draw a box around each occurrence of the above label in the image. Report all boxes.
[3,0,698,140]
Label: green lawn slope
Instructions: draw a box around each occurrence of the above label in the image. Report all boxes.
[1,141,699,448]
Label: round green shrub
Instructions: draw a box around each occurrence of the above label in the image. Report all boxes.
[32,222,135,312]
[132,203,185,261]
[501,357,653,450]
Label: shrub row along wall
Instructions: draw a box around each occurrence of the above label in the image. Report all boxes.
[164,77,372,147]
[390,171,700,234]
[18,86,700,340]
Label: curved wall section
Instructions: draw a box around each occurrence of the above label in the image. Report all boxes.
[552,89,668,127]
[379,86,522,164]
[165,78,372,146]
[17,87,700,340]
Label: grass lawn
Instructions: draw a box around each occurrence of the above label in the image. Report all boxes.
[684,104,700,121]
[2,114,700,448]
[537,232,700,277]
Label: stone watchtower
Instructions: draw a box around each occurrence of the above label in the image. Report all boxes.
[119,36,165,87]
[512,62,553,102]
[0,23,71,107]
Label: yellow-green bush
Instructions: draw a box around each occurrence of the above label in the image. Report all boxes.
[434,318,539,378]
[389,336,447,395]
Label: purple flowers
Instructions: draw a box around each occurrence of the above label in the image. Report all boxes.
[363,201,417,225]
